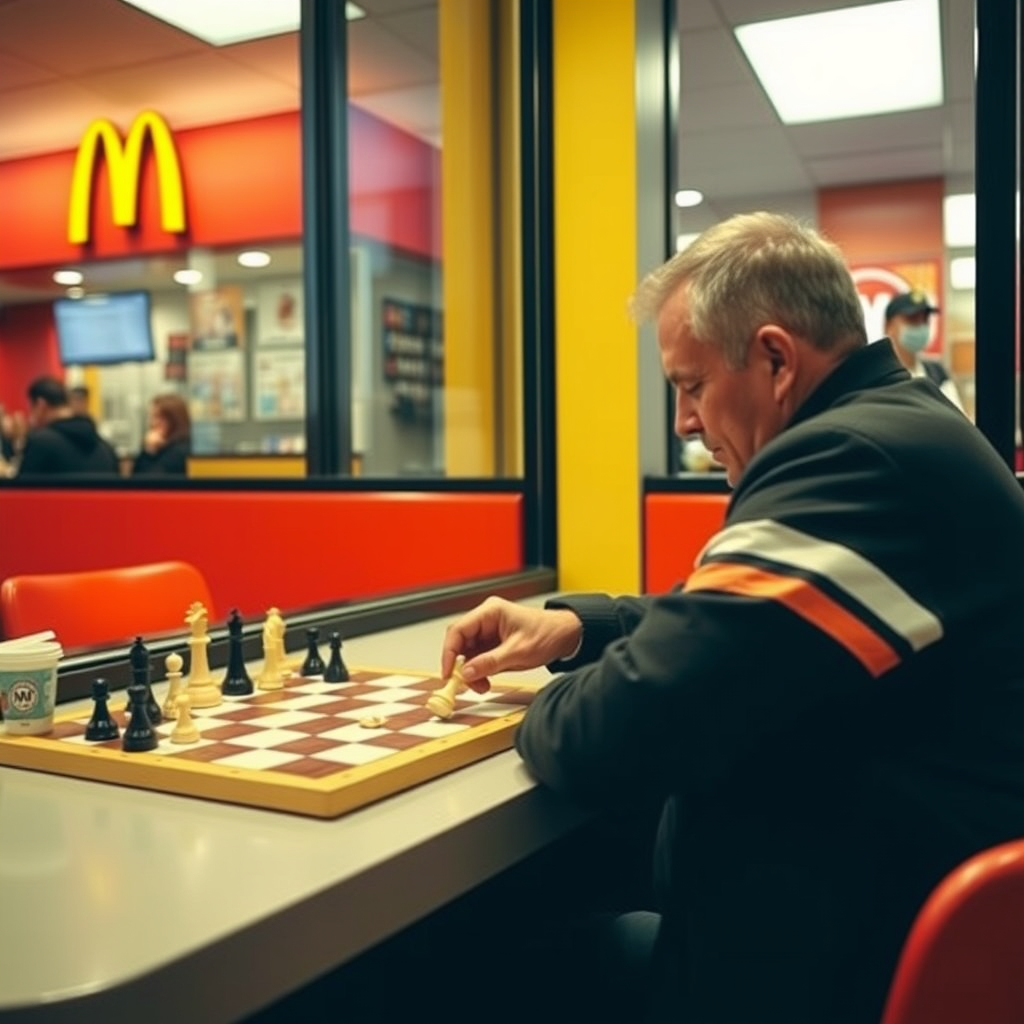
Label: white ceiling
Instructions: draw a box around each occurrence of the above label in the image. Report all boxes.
[0,0,975,302]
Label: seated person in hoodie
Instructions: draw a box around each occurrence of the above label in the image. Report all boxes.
[18,375,119,476]
[132,393,191,476]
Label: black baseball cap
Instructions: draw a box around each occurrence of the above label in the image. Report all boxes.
[885,290,939,320]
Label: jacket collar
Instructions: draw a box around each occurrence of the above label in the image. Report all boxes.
[788,338,910,430]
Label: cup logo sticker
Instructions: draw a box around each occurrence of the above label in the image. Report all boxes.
[8,679,39,713]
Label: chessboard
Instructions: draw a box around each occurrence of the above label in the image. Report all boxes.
[0,668,537,819]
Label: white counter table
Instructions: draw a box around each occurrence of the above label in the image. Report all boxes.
[0,604,588,1023]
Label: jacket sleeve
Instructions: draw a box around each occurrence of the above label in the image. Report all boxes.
[543,592,653,671]
[516,425,941,811]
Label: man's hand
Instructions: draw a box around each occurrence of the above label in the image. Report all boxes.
[441,596,583,693]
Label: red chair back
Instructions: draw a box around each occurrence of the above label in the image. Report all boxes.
[0,561,214,649]
[880,838,1024,1024]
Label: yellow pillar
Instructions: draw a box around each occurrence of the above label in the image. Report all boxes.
[439,0,497,475]
[554,0,640,591]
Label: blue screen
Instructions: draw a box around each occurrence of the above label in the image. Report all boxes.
[54,291,156,366]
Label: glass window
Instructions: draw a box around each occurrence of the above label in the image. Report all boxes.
[0,0,524,481]
[670,0,977,475]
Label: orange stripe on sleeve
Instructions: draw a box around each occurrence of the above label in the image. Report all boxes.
[685,561,900,678]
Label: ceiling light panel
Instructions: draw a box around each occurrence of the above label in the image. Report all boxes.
[120,1,364,46]
[735,0,943,125]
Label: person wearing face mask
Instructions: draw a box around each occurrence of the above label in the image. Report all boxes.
[884,290,966,413]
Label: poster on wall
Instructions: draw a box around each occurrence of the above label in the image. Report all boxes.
[190,285,245,350]
[164,332,189,382]
[256,281,304,346]
[188,349,246,421]
[851,262,942,356]
[253,348,305,420]
[381,297,443,423]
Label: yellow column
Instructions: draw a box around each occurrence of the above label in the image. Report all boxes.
[554,0,640,591]
[439,0,497,475]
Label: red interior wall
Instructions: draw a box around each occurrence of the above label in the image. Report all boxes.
[0,107,440,270]
[643,493,729,593]
[0,490,522,632]
[0,304,61,412]
[817,179,944,262]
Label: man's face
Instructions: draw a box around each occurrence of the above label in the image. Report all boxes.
[657,285,788,487]
[28,397,51,428]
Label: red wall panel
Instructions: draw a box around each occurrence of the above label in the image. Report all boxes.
[643,492,729,594]
[0,490,523,634]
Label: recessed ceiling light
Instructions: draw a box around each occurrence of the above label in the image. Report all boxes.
[238,250,272,269]
[65,286,85,299]
[174,269,204,286]
[944,194,975,248]
[674,190,704,209]
[949,256,976,291]
[120,0,364,47]
[735,0,943,125]
[53,270,83,286]
[676,233,700,252]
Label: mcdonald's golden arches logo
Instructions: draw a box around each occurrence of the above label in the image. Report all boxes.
[67,110,186,245]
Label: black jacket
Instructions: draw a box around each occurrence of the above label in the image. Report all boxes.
[518,341,1024,1024]
[18,415,119,476]
[132,437,190,476]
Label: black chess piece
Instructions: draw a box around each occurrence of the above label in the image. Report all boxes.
[323,632,349,683]
[84,678,120,741]
[301,627,326,677]
[122,683,159,752]
[222,609,254,696]
[129,635,162,726]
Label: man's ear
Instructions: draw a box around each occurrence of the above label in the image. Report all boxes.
[753,325,797,397]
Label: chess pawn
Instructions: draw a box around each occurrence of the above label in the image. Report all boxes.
[301,627,326,677]
[426,656,468,720]
[323,632,349,683]
[122,684,159,752]
[85,678,119,741]
[162,652,185,720]
[170,693,200,745]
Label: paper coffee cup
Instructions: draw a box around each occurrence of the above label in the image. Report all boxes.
[0,640,62,736]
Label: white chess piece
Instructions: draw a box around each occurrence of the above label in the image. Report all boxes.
[162,651,185,720]
[257,609,286,690]
[426,655,468,719]
[184,601,221,708]
[170,693,200,744]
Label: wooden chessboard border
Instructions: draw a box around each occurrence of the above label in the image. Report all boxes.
[0,668,538,819]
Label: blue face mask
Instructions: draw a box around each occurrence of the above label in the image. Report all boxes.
[900,324,930,354]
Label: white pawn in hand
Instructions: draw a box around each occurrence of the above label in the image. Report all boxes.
[427,655,468,720]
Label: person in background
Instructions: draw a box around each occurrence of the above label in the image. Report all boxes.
[440,212,1024,1024]
[18,375,119,476]
[67,384,92,418]
[884,290,966,413]
[0,405,27,476]
[132,393,191,476]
